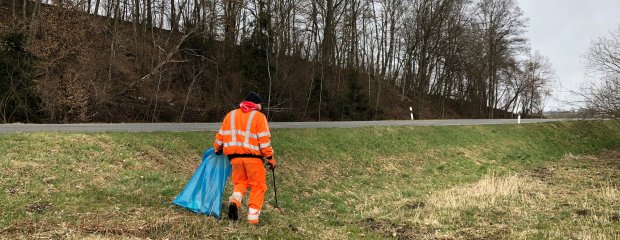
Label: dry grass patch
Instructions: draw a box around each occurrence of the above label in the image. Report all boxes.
[597,183,619,202]
[408,149,620,239]
[352,148,620,239]
[133,145,171,170]
[427,174,544,210]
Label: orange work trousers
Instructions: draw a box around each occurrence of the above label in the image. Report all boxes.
[228,157,267,224]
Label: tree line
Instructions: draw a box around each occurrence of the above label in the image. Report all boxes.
[1,0,555,123]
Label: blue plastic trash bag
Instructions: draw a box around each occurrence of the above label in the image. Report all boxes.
[173,148,232,218]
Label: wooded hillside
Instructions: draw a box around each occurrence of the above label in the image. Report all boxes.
[0,0,553,123]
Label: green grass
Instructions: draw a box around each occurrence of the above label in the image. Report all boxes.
[1,120,619,239]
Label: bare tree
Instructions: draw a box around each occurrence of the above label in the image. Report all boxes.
[518,52,553,117]
[585,27,620,78]
[582,26,620,118]
[472,0,527,118]
[223,0,243,47]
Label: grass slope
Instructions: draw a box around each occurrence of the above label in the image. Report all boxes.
[1,120,619,239]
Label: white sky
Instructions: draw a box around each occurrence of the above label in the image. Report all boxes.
[518,0,620,111]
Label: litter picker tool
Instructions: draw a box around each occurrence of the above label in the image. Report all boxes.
[271,168,284,213]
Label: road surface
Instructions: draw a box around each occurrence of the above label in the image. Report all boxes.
[0,119,562,133]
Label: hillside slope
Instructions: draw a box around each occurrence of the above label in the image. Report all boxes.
[1,120,619,239]
[0,1,516,123]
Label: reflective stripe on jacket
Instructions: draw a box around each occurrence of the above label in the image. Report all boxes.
[213,109,273,158]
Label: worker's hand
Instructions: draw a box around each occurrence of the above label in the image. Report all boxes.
[267,159,276,170]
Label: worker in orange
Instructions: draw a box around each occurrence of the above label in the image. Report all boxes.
[213,91,276,225]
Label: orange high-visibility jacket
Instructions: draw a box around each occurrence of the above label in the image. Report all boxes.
[213,109,273,159]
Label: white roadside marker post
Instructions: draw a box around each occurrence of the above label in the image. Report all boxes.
[409,107,414,120]
[514,95,521,124]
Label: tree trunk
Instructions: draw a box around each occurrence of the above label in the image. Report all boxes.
[170,0,176,31]
[22,0,26,20]
[145,0,152,26]
[94,0,100,15]
[12,0,16,19]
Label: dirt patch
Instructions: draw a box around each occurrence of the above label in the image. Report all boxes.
[561,149,620,169]
[81,224,147,238]
[25,201,52,214]
[79,221,174,239]
[405,200,425,209]
[456,226,511,240]
[528,166,555,180]
[359,217,429,240]
[590,149,620,169]
[575,209,591,216]
[0,220,52,235]
[4,186,26,196]
[288,224,307,234]
[1,216,182,239]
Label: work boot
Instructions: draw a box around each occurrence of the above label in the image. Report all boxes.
[228,202,238,221]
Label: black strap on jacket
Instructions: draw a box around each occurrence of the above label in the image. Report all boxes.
[227,154,264,160]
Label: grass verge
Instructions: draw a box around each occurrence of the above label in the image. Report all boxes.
[0,120,619,239]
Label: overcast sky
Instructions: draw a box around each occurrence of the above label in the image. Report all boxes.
[518,0,620,111]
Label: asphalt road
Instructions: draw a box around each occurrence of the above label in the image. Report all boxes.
[0,119,562,133]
